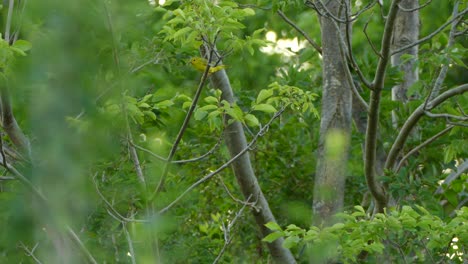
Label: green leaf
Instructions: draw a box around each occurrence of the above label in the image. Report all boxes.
[241,8,255,16]
[252,104,277,113]
[143,111,157,120]
[262,231,284,243]
[194,109,207,120]
[172,27,192,40]
[199,105,218,111]
[282,236,300,249]
[244,114,259,127]
[256,89,274,104]
[204,96,219,104]
[265,222,282,231]
[12,40,32,52]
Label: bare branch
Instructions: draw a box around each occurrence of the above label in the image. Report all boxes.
[66,227,98,264]
[307,0,347,23]
[158,108,286,214]
[4,0,14,43]
[0,81,31,157]
[396,125,454,172]
[385,83,468,171]
[123,223,137,264]
[153,37,221,197]
[435,159,468,195]
[398,0,432,12]
[213,195,251,264]
[277,10,322,54]
[93,174,149,223]
[391,7,468,55]
[127,133,146,185]
[446,120,468,127]
[131,134,223,164]
[346,8,373,89]
[428,1,462,101]
[218,176,259,211]
[363,18,383,59]
[349,0,378,22]
[19,242,43,264]
[365,0,403,213]
[424,111,468,121]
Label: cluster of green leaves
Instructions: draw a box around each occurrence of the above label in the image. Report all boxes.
[264,205,468,263]
[194,83,318,131]
[0,37,31,74]
[159,0,265,54]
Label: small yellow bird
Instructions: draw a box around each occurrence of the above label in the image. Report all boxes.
[190,57,226,74]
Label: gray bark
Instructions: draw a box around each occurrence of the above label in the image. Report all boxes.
[312,0,352,222]
[210,71,296,263]
[390,0,420,127]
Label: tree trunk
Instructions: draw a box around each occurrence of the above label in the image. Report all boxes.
[312,0,352,222]
[210,69,296,263]
[391,0,419,127]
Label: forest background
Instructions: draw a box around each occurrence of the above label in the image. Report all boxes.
[0,0,467,263]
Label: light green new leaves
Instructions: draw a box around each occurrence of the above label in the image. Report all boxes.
[0,38,32,73]
[263,206,468,262]
[159,0,265,53]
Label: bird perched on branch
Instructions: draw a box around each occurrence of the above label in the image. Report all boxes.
[190,57,226,74]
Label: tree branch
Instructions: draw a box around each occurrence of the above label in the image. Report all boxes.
[428,1,462,101]
[396,125,454,172]
[365,0,403,213]
[153,44,216,198]
[391,7,468,55]
[158,108,285,214]
[277,10,322,54]
[385,83,468,170]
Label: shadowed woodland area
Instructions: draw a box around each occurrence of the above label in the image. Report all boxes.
[0,0,467,263]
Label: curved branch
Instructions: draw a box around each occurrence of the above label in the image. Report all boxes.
[158,108,285,214]
[396,125,454,172]
[428,1,461,101]
[277,10,322,54]
[385,83,468,171]
[153,47,215,197]
[365,0,403,213]
[391,7,468,55]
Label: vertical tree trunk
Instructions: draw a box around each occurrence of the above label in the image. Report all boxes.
[209,68,296,263]
[391,0,419,127]
[312,0,352,222]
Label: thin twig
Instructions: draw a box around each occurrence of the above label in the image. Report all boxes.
[19,242,43,264]
[363,17,383,59]
[428,1,461,101]
[385,83,468,171]
[66,227,98,264]
[424,111,468,121]
[123,223,137,264]
[152,34,220,199]
[392,7,468,55]
[349,0,377,22]
[213,195,252,264]
[396,125,454,172]
[93,174,149,223]
[446,120,468,127]
[345,5,373,89]
[130,133,223,164]
[159,107,286,214]
[277,10,322,54]
[398,0,432,12]
[218,176,259,210]
[4,0,14,43]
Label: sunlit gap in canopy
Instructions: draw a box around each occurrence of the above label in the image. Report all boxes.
[260,30,319,71]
